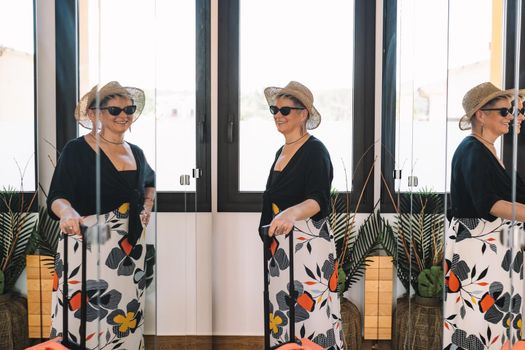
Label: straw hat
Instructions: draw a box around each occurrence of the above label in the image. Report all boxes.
[74,81,145,129]
[264,81,321,130]
[458,82,511,130]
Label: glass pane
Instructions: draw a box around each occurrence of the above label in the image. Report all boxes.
[0,0,35,191]
[238,0,353,192]
[79,0,196,192]
[396,0,504,193]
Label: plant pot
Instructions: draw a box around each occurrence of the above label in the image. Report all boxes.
[0,292,29,350]
[394,296,442,350]
[340,297,362,350]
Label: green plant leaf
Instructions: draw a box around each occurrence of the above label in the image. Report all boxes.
[392,190,445,292]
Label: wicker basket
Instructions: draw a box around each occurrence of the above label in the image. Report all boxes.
[0,292,29,350]
[340,298,362,350]
[394,296,442,350]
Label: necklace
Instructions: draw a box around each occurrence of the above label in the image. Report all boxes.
[471,133,495,146]
[285,133,308,145]
[93,132,125,145]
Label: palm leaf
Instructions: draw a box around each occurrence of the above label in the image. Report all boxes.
[392,190,444,291]
[340,210,389,291]
[0,189,38,293]
[28,206,60,257]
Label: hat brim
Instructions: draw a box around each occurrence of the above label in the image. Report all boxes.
[264,86,321,130]
[75,83,146,129]
[458,89,513,130]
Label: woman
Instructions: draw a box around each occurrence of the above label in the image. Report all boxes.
[259,81,343,349]
[47,81,155,349]
[444,82,525,349]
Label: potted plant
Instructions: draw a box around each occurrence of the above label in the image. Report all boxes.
[0,186,38,350]
[380,188,444,350]
[330,160,393,349]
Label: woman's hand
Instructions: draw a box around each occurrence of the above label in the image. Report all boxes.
[59,207,83,235]
[140,208,152,227]
[269,209,296,236]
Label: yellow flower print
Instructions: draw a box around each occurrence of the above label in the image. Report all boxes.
[269,312,283,335]
[272,203,280,215]
[113,311,137,333]
[118,203,130,215]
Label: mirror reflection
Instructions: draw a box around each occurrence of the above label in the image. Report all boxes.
[2,0,525,349]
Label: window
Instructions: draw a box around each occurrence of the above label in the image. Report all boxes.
[218,0,375,212]
[0,0,36,192]
[56,0,210,212]
[381,0,508,211]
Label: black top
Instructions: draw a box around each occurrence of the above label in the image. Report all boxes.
[120,170,138,189]
[259,136,334,232]
[47,136,155,246]
[450,135,525,220]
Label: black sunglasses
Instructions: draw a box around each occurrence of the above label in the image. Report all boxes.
[480,107,514,117]
[91,105,137,116]
[269,105,305,116]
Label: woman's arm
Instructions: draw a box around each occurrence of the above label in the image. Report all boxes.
[51,198,83,235]
[268,199,320,236]
[490,200,525,222]
[140,186,156,226]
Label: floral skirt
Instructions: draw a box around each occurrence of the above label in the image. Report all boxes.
[443,218,523,350]
[50,203,146,350]
[267,217,344,349]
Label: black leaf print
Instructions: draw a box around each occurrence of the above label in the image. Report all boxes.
[301,325,306,338]
[68,331,78,343]
[113,342,123,349]
[316,264,321,278]
[106,329,111,342]
[480,334,486,346]
[460,305,466,319]
[447,314,456,320]
[295,243,303,253]
[482,243,487,254]
[478,267,489,280]
[471,265,477,279]
[487,326,491,340]
[69,265,80,279]
[489,244,497,253]
[305,266,316,280]
[307,242,312,254]
[74,240,79,253]
[464,299,473,309]
[320,298,328,308]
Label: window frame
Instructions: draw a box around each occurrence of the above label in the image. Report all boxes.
[55,0,211,212]
[502,0,525,172]
[217,0,376,212]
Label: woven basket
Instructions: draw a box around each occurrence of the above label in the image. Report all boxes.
[340,298,362,350]
[0,292,29,350]
[394,296,442,350]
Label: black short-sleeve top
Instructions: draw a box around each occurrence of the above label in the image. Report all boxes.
[46,136,155,246]
[259,136,334,230]
[450,135,525,220]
